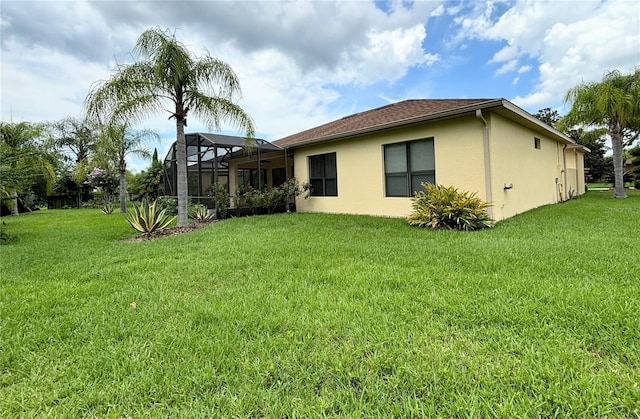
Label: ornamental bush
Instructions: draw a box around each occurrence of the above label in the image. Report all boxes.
[407,183,493,231]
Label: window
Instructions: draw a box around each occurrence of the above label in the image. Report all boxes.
[272,168,287,187]
[238,168,266,189]
[384,138,435,197]
[534,137,541,149]
[309,152,337,196]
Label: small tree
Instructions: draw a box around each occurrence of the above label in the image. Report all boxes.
[97,123,158,213]
[129,159,164,201]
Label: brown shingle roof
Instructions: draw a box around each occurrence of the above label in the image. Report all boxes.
[274,98,499,148]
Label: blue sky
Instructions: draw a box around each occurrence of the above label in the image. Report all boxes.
[1,0,639,172]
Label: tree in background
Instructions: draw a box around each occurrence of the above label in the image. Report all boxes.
[50,116,99,206]
[0,122,56,215]
[96,123,158,213]
[129,148,165,201]
[561,68,640,198]
[629,145,640,188]
[565,127,609,182]
[533,107,561,128]
[86,27,255,226]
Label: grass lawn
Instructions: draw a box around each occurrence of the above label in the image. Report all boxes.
[1,191,639,417]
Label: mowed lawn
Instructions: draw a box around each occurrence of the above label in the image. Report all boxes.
[1,192,639,417]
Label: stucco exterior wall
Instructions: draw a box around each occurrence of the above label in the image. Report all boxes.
[291,112,586,221]
[487,114,565,220]
[294,116,487,217]
[564,147,586,197]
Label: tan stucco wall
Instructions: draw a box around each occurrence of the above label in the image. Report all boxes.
[291,112,586,220]
[563,147,586,197]
[487,114,566,220]
[294,116,486,217]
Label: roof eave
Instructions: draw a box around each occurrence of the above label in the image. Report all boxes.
[498,101,576,145]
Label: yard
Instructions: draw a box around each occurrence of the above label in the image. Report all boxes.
[1,191,639,417]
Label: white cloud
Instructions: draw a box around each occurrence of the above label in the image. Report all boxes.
[454,0,640,109]
[1,0,442,146]
[431,4,445,16]
[496,58,518,75]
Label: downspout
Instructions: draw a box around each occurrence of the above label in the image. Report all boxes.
[213,145,219,218]
[257,141,262,189]
[284,146,289,180]
[284,146,290,212]
[476,109,494,218]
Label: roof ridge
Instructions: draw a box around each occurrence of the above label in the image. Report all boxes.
[274,98,501,147]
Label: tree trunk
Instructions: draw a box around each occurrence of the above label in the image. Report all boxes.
[10,189,19,216]
[175,120,188,226]
[611,123,627,198]
[119,168,127,213]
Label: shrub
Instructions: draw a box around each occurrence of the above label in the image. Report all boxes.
[208,183,230,219]
[407,183,493,231]
[155,196,178,216]
[280,178,311,211]
[126,198,175,235]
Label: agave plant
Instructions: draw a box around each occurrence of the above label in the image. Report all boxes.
[101,200,115,215]
[126,198,175,234]
[189,204,215,222]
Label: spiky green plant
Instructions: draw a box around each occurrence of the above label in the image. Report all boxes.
[126,198,175,234]
[101,200,115,215]
[189,204,215,222]
[407,183,493,231]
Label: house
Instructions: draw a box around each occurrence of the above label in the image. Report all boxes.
[163,99,588,220]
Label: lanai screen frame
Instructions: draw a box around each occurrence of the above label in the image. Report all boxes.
[163,132,288,207]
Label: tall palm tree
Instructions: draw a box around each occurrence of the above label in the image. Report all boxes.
[98,123,159,213]
[561,68,640,198]
[86,27,255,226]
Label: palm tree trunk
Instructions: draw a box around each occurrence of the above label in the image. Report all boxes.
[10,189,19,216]
[175,120,188,227]
[119,168,127,213]
[611,123,627,198]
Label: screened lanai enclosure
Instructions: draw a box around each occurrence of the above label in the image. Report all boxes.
[163,133,292,209]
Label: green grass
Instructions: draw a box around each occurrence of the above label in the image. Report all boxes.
[1,191,639,417]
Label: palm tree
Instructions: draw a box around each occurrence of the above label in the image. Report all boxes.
[561,68,640,198]
[0,122,56,215]
[86,27,255,226]
[50,116,100,207]
[98,123,159,213]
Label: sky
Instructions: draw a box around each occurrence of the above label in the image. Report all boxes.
[1,0,639,172]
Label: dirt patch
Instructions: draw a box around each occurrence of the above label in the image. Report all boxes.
[123,221,215,242]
